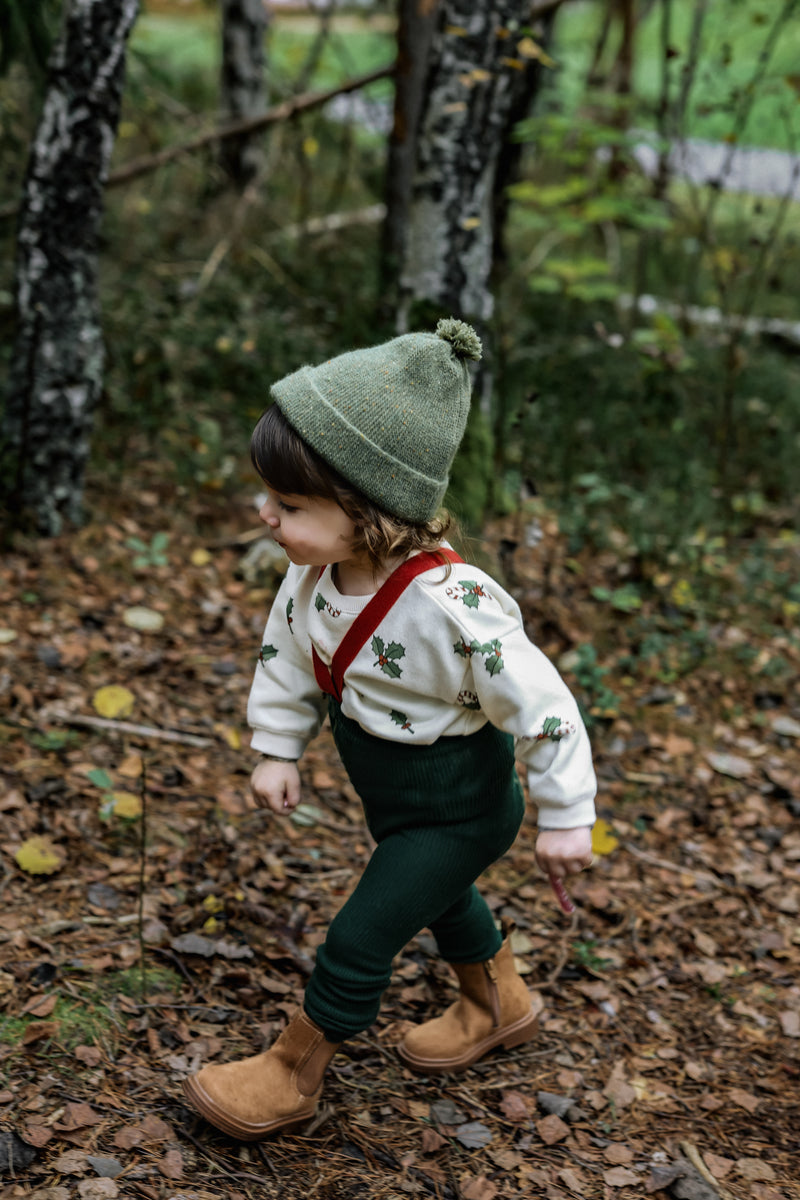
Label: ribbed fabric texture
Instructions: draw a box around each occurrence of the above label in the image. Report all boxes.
[302,703,524,1042]
[269,322,479,522]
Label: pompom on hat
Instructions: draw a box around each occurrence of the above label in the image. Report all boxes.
[269,318,482,522]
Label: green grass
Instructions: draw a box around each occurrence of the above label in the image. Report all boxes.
[0,967,183,1054]
[549,0,800,151]
[129,9,396,104]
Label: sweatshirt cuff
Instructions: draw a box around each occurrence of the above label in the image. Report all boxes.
[530,788,597,831]
[250,730,308,760]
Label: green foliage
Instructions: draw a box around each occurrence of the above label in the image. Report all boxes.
[572,938,613,972]
[125,532,170,569]
[567,644,620,725]
[0,0,58,79]
[26,729,80,752]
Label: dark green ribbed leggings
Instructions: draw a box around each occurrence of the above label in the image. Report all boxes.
[302,701,525,1042]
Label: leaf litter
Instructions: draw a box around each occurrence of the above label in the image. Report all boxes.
[0,482,798,1199]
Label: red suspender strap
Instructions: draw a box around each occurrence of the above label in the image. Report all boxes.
[311,548,463,703]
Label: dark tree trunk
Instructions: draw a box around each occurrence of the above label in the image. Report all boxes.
[0,0,139,536]
[397,0,549,329]
[381,0,440,300]
[219,0,268,187]
[393,1,553,525]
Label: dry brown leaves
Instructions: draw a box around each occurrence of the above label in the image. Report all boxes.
[0,489,798,1199]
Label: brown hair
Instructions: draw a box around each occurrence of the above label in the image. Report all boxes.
[251,405,452,571]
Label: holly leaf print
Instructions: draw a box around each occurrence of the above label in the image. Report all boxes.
[372,634,405,679]
[458,580,486,609]
[390,709,414,733]
[538,715,569,741]
[259,644,278,667]
[286,596,294,633]
[315,592,327,611]
[481,639,505,676]
[454,637,480,659]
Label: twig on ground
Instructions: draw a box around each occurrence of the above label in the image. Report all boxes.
[49,708,216,747]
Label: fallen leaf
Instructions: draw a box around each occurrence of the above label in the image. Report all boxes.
[157,1149,184,1180]
[117,752,143,778]
[729,1088,760,1112]
[138,1114,173,1141]
[736,1158,776,1182]
[113,1125,144,1150]
[779,1010,800,1037]
[77,1181,119,1199]
[536,1113,569,1144]
[557,1166,587,1193]
[499,1091,530,1122]
[705,1153,734,1179]
[52,1149,89,1174]
[22,994,58,1018]
[22,1021,58,1045]
[604,1166,641,1186]
[454,1122,493,1149]
[603,1061,636,1109]
[19,1124,53,1148]
[15,836,64,876]
[604,1143,634,1164]
[461,1175,498,1200]
[592,818,619,855]
[55,1101,103,1130]
[92,685,135,719]
[420,1127,447,1153]
[86,1156,122,1178]
[107,791,142,819]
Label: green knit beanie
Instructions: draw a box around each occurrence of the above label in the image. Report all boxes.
[270,318,482,522]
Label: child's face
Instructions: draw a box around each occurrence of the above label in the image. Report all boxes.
[259,487,358,569]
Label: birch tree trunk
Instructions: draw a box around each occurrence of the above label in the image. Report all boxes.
[397,0,547,331]
[0,0,139,536]
[219,0,268,187]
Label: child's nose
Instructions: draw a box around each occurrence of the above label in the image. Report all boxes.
[259,500,279,527]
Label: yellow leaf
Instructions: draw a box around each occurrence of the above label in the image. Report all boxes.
[15,836,64,876]
[110,791,143,819]
[190,547,211,568]
[592,819,619,856]
[303,137,319,158]
[92,685,135,719]
[203,894,225,914]
[670,578,696,608]
[203,916,222,935]
[517,36,556,67]
[215,724,241,750]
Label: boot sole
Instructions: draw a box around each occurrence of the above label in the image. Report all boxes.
[396,1008,539,1074]
[183,1075,316,1141]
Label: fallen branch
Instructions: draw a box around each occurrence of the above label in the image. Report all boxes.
[49,709,215,748]
[106,64,394,188]
[0,65,394,222]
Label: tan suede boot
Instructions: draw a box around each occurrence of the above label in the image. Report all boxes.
[183,1010,339,1140]
[397,925,537,1073]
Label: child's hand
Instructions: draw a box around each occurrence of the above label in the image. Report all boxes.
[250,758,301,816]
[535,827,593,914]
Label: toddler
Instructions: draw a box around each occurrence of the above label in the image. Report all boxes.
[184,319,597,1140]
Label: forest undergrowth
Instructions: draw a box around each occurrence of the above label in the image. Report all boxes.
[0,467,798,1200]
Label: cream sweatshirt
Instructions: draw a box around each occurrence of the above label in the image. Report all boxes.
[247,557,597,830]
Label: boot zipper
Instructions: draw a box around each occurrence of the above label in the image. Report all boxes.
[484,959,501,1027]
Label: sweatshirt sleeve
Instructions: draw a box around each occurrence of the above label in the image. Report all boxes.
[247,567,327,760]
[446,585,597,830]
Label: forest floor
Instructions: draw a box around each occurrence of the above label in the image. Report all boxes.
[0,471,798,1200]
